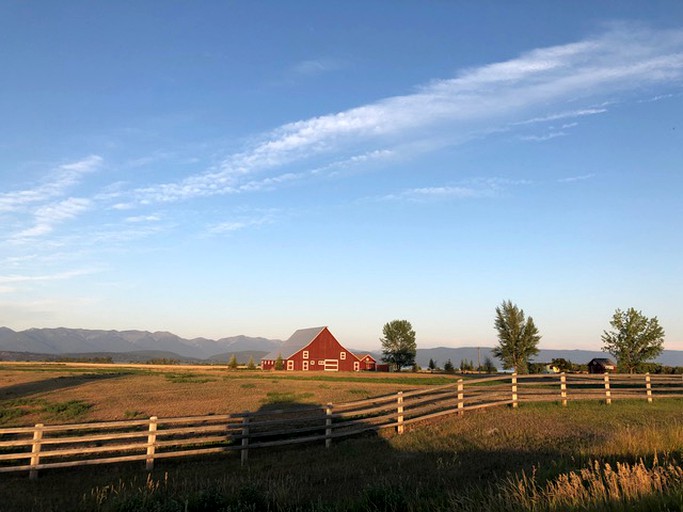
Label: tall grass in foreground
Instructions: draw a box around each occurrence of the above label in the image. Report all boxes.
[497,458,683,511]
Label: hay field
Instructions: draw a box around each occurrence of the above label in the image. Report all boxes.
[0,362,451,426]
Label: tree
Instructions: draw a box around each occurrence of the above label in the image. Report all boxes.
[247,356,256,370]
[492,300,541,374]
[428,358,437,371]
[380,319,417,371]
[443,359,454,374]
[550,358,573,373]
[274,353,284,371]
[482,356,497,374]
[601,307,665,373]
[227,354,238,370]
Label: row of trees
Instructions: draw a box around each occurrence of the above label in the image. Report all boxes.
[381,302,666,374]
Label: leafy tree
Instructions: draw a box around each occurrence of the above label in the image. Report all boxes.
[227,354,238,370]
[380,319,417,371]
[274,354,284,371]
[459,359,474,372]
[602,307,665,373]
[428,358,437,371]
[550,358,573,373]
[247,356,256,370]
[492,300,541,374]
[482,356,497,374]
[443,359,454,373]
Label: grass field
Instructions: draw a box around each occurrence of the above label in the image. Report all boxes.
[1,363,682,511]
[0,362,453,425]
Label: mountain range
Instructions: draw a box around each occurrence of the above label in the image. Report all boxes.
[1,327,682,367]
[0,326,280,360]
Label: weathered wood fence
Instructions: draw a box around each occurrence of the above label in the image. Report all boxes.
[1,372,681,479]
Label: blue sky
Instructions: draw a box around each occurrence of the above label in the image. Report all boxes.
[1,2,682,351]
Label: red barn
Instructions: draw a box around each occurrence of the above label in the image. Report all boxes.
[261,326,361,372]
[358,354,377,371]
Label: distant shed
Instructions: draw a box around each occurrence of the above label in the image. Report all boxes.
[261,327,361,372]
[588,358,616,374]
[358,354,377,371]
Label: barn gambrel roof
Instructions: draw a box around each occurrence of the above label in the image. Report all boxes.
[262,326,326,361]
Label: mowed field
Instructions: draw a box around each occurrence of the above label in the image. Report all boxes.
[0,362,455,426]
[2,363,683,511]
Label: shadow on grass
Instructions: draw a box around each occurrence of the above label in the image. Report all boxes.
[0,372,128,402]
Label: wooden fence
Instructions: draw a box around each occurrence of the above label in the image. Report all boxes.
[1,372,681,479]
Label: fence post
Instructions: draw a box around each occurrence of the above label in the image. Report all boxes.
[457,379,464,416]
[146,416,158,471]
[397,391,404,434]
[325,403,333,448]
[511,372,518,408]
[241,413,250,466]
[560,372,567,407]
[29,423,44,480]
[604,372,611,405]
[645,372,652,404]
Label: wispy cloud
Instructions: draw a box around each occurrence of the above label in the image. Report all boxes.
[0,268,99,284]
[290,58,344,77]
[520,131,567,142]
[377,178,532,203]
[558,173,596,183]
[207,214,275,234]
[125,214,162,223]
[116,25,683,207]
[0,155,102,213]
[11,197,92,242]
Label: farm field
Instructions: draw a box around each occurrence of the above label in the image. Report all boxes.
[0,362,455,426]
[1,362,682,511]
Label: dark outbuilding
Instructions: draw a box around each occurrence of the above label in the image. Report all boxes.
[587,358,616,374]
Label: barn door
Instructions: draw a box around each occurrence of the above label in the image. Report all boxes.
[323,359,339,371]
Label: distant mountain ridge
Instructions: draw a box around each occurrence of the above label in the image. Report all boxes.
[1,327,681,367]
[0,327,282,359]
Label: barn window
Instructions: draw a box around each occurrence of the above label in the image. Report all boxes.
[354,361,360,371]
[340,352,346,360]
[311,360,315,366]
[287,360,294,371]
[303,351,309,359]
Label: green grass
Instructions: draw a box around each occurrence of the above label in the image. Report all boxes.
[346,389,370,396]
[1,399,681,511]
[262,391,316,404]
[0,398,94,423]
[42,400,93,421]
[123,410,146,419]
[163,373,216,384]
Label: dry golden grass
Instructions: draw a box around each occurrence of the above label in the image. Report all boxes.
[505,458,683,510]
[0,363,437,425]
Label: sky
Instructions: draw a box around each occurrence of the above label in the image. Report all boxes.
[1,1,682,352]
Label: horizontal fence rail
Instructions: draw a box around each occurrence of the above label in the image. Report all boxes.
[1,372,681,479]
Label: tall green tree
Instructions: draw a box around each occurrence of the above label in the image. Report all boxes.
[482,356,497,374]
[380,319,417,371]
[274,353,284,371]
[492,300,541,374]
[227,354,238,370]
[602,307,665,373]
